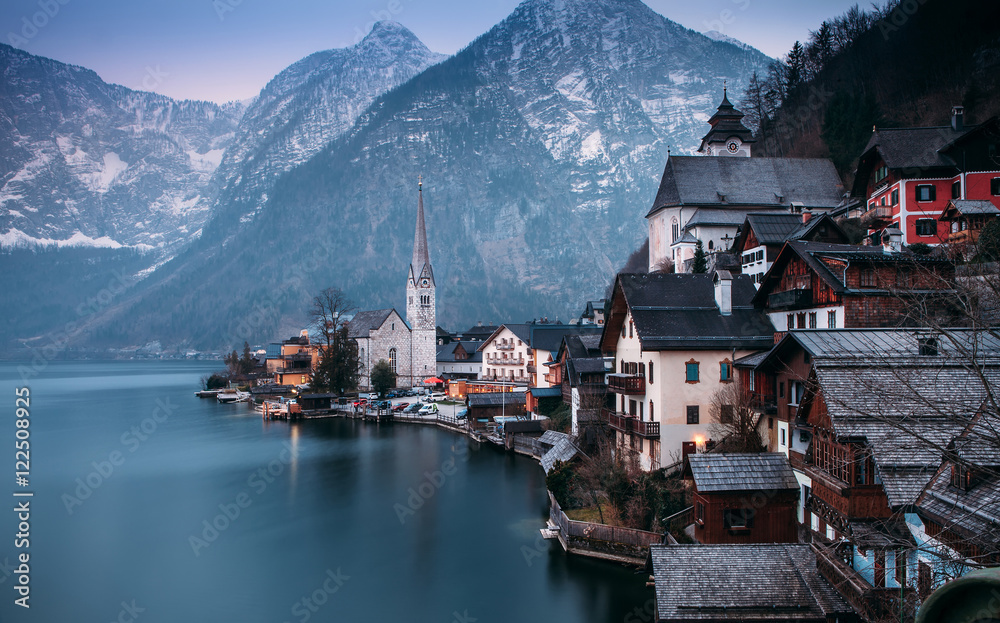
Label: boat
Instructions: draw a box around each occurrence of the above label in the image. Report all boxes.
[217,390,250,404]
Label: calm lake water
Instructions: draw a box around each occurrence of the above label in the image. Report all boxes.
[0,361,649,622]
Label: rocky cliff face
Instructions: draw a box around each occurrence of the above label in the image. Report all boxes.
[94,0,771,350]
[0,43,245,251]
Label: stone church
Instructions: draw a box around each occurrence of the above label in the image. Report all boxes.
[348,180,437,390]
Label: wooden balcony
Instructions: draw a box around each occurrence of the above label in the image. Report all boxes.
[812,543,916,620]
[486,357,524,366]
[768,288,812,309]
[947,229,977,244]
[495,343,515,351]
[751,395,777,415]
[859,205,895,225]
[607,374,645,394]
[602,409,660,438]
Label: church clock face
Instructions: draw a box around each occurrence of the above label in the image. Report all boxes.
[727,140,740,154]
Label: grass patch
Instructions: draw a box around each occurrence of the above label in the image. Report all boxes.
[565,507,609,524]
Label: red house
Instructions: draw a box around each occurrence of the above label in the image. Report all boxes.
[686,453,800,544]
[851,108,1000,246]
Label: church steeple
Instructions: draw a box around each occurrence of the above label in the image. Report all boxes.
[408,176,434,286]
[698,83,755,157]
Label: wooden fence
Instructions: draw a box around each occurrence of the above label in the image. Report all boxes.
[548,492,666,551]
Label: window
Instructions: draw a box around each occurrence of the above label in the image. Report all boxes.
[388,348,397,373]
[918,337,939,356]
[860,267,876,288]
[720,405,734,424]
[708,240,714,250]
[780,428,786,447]
[695,501,705,524]
[891,189,899,205]
[896,268,911,287]
[787,314,794,330]
[952,180,961,199]
[686,405,699,424]
[648,362,654,384]
[796,313,806,329]
[789,381,804,406]
[723,508,753,530]
[951,464,970,490]
[629,321,633,339]
[649,401,654,421]
[828,310,837,329]
[916,184,936,202]
[915,218,936,237]
[779,381,785,398]
[685,361,699,383]
[992,178,1000,196]
[671,218,679,242]
[874,165,888,183]
[720,361,732,382]
[808,312,817,329]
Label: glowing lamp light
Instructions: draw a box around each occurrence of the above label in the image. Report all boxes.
[692,435,706,445]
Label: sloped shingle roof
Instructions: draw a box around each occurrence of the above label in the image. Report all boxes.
[649,156,845,217]
[346,309,396,338]
[688,453,798,493]
[649,544,854,621]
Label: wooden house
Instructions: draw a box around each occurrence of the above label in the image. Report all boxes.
[731,212,849,287]
[685,453,799,544]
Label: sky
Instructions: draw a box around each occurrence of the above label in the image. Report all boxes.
[1,0,864,103]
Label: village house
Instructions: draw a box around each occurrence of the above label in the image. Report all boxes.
[646,89,846,272]
[478,324,532,384]
[552,334,610,436]
[529,324,603,388]
[685,453,800,545]
[731,211,850,287]
[578,300,607,325]
[764,329,1000,614]
[648,544,858,623]
[266,331,319,387]
[752,238,957,333]
[347,181,437,390]
[851,109,1000,246]
[601,271,774,470]
[938,199,1000,245]
[436,340,483,382]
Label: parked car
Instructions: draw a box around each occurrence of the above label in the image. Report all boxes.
[418,403,438,415]
[429,392,446,402]
[374,400,392,410]
[367,392,379,400]
[455,408,468,420]
[351,399,367,408]
[392,402,410,412]
[404,403,422,413]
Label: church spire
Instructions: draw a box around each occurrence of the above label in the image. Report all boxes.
[409,176,433,285]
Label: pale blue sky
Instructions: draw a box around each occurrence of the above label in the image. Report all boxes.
[1,0,864,103]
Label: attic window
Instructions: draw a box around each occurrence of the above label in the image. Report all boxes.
[951,464,971,490]
[918,337,939,356]
[717,192,727,202]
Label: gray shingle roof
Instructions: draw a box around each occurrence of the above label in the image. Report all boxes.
[649,544,854,621]
[648,156,846,217]
[467,392,526,408]
[436,340,484,363]
[951,199,1000,215]
[346,309,397,338]
[688,453,798,493]
[616,273,775,351]
[779,328,1000,361]
[530,325,603,354]
[540,432,579,473]
[860,126,965,171]
[684,208,776,229]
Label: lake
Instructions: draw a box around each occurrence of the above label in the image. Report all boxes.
[0,361,649,622]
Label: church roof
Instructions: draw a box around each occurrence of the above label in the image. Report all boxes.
[347,309,401,338]
[647,156,846,218]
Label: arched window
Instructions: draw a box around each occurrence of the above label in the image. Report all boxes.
[708,240,714,250]
[649,401,654,421]
[360,348,365,363]
[671,217,679,242]
[389,348,397,373]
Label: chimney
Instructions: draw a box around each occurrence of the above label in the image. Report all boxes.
[952,106,965,132]
[802,209,813,225]
[714,270,733,316]
[882,227,903,254]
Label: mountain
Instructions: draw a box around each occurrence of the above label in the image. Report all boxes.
[88,0,771,351]
[205,21,446,230]
[0,43,246,251]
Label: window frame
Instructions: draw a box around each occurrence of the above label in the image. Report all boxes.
[686,405,699,425]
[915,218,937,237]
[685,360,700,384]
[915,184,936,202]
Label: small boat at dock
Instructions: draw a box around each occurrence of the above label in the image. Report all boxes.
[217,390,251,404]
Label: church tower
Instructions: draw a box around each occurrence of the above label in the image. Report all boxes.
[406,177,436,386]
[698,84,755,157]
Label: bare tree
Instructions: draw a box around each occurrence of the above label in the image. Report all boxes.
[309,287,360,394]
[708,382,767,453]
